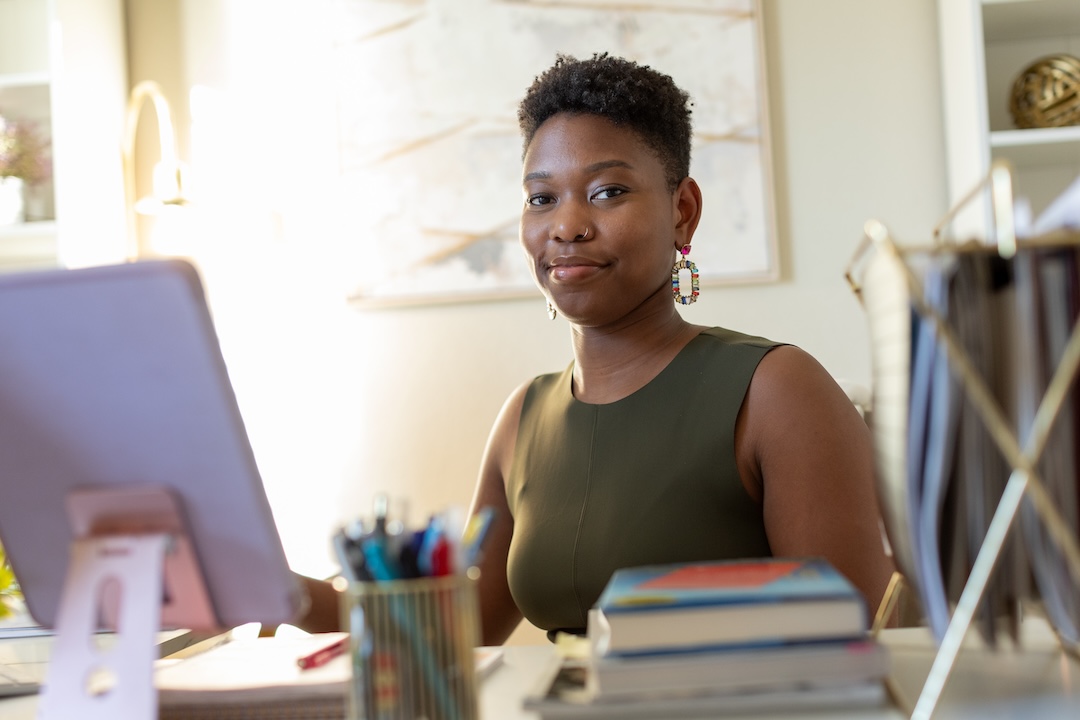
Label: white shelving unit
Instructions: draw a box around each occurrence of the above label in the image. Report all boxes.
[938,0,1080,237]
[0,0,128,274]
[0,0,53,271]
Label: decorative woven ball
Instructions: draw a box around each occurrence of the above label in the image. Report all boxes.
[1009,54,1080,129]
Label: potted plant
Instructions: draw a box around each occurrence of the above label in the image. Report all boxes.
[0,541,21,620]
[0,115,51,225]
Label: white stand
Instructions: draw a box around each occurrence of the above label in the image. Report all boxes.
[35,486,218,720]
[37,534,168,720]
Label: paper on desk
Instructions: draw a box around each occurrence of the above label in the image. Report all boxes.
[156,633,504,707]
[155,633,350,705]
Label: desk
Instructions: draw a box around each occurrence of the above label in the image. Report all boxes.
[2,622,1079,719]
[484,623,1080,720]
[0,628,196,718]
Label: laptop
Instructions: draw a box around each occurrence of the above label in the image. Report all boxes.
[0,627,194,697]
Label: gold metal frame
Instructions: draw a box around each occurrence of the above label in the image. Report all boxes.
[847,160,1080,719]
[870,571,907,637]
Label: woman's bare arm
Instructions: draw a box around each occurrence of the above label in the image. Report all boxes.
[288,574,343,633]
[736,346,896,620]
[466,382,530,645]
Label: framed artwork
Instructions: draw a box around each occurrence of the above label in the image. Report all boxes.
[335,0,778,307]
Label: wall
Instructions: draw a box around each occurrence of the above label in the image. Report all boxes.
[125,0,947,641]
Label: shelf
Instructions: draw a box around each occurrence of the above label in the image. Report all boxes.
[0,82,50,117]
[983,0,1080,43]
[0,0,49,78]
[990,126,1080,167]
[0,0,127,271]
[0,220,56,238]
[939,1,1080,259]
[0,220,58,272]
[0,71,49,90]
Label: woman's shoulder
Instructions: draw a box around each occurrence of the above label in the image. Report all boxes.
[518,362,574,405]
[742,344,864,442]
[697,325,784,350]
[682,327,786,378]
[750,344,833,394]
[491,364,571,437]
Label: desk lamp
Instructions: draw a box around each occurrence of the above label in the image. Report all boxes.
[121,81,190,261]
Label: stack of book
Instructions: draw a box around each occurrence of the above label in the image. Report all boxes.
[524,557,889,719]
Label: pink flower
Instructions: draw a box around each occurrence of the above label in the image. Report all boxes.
[0,116,51,186]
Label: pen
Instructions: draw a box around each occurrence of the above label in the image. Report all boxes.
[333,522,374,582]
[430,534,452,576]
[362,533,402,581]
[463,506,495,568]
[297,636,348,670]
[416,514,441,577]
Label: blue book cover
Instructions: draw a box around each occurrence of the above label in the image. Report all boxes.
[592,557,867,655]
[597,557,860,614]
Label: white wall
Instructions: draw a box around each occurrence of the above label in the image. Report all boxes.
[125,0,947,640]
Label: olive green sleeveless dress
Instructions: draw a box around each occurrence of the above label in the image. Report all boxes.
[505,327,780,636]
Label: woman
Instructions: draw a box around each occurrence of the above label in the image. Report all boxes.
[466,53,895,645]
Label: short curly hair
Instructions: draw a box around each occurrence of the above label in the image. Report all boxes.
[517,53,693,190]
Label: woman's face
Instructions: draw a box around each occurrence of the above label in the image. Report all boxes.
[520,113,684,326]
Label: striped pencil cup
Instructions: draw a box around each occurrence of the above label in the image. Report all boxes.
[343,575,481,720]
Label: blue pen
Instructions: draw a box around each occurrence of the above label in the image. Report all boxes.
[416,514,442,577]
[361,533,401,581]
[397,529,425,579]
[361,494,402,580]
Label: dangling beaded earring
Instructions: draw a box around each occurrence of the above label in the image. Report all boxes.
[546,300,557,320]
[671,245,700,305]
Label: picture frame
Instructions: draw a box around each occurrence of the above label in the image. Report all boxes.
[336,0,778,307]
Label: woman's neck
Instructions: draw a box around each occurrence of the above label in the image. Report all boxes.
[569,304,704,404]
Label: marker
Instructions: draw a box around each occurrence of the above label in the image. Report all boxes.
[297,636,348,670]
[463,506,495,568]
[333,521,373,582]
[416,514,442,577]
[430,534,453,576]
[362,534,401,581]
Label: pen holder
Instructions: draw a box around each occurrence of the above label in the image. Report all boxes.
[343,575,481,720]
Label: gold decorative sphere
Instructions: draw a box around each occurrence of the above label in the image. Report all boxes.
[1009,54,1080,129]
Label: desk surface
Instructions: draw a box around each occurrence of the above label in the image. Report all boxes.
[481,624,1080,720]
[2,621,1079,719]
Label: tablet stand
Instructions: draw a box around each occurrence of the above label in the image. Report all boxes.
[37,486,217,720]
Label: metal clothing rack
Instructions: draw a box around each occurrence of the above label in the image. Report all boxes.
[847,160,1080,719]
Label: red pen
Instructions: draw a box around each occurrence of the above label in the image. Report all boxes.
[297,636,349,670]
